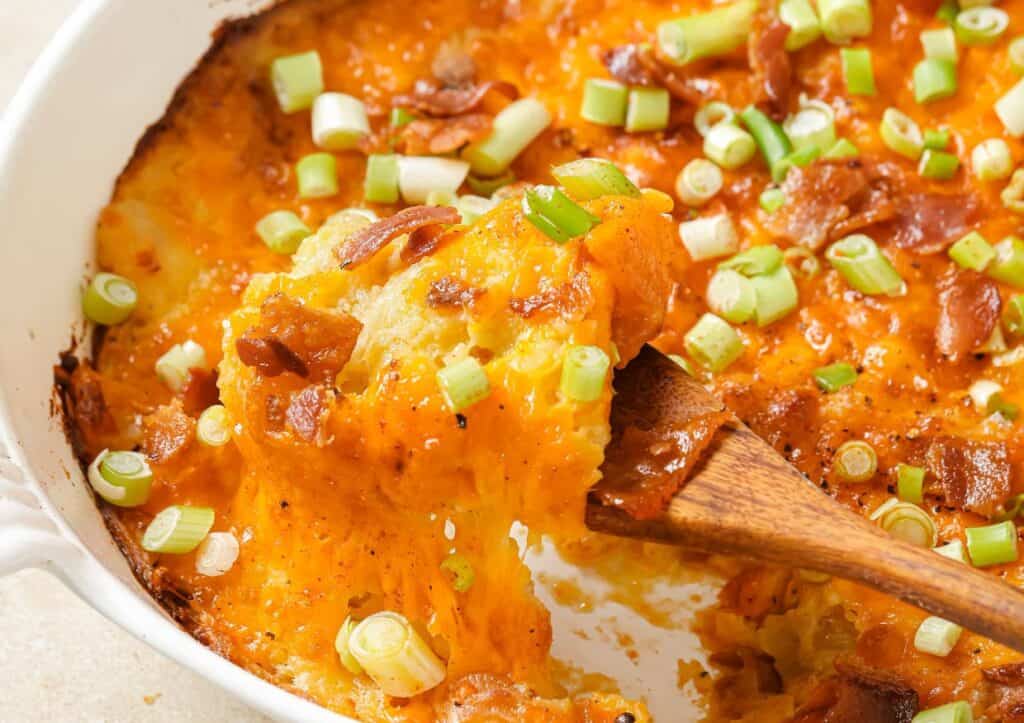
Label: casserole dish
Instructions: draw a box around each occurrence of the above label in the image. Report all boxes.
[0,4,708,719]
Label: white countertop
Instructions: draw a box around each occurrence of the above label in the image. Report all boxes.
[0,3,267,721]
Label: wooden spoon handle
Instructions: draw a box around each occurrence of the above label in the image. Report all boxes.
[588,425,1024,652]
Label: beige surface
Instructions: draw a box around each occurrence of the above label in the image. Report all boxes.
[0,3,268,721]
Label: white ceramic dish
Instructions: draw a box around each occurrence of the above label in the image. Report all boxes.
[0,2,712,720]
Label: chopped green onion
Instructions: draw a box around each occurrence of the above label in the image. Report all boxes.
[954,6,1008,46]
[988,236,1024,287]
[270,50,323,114]
[656,0,757,66]
[87,449,153,507]
[255,210,310,255]
[826,234,905,296]
[813,362,857,393]
[996,78,1024,136]
[913,58,958,104]
[870,498,937,547]
[896,463,926,504]
[155,340,207,393]
[552,158,640,200]
[82,272,137,325]
[720,245,784,276]
[679,214,739,261]
[1003,169,1024,212]
[296,152,339,199]
[364,154,400,204]
[437,357,490,412]
[706,270,757,324]
[684,313,744,372]
[914,616,963,657]
[936,0,959,25]
[466,170,516,196]
[440,554,475,592]
[390,107,416,128]
[676,158,724,207]
[522,185,600,243]
[751,266,799,326]
[580,79,628,126]
[779,0,822,51]
[312,93,370,151]
[141,505,215,554]
[1005,294,1024,334]
[935,540,970,564]
[989,393,1020,420]
[966,520,1019,566]
[972,138,1014,180]
[759,187,786,213]
[918,149,960,180]
[968,379,1003,414]
[694,101,737,137]
[195,532,239,577]
[921,27,959,62]
[823,138,860,159]
[772,144,822,183]
[879,108,924,159]
[911,701,973,723]
[463,98,552,176]
[783,99,836,152]
[398,156,470,205]
[739,106,793,173]
[425,190,457,207]
[335,616,365,674]
[840,48,876,96]
[784,246,821,278]
[454,195,497,224]
[948,231,995,271]
[668,354,696,376]
[560,345,611,402]
[197,405,232,447]
[347,611,446,697]
[625,87,670,133]
[924,129,950,151]
[1011,36,1024,74]
[997,493,1024,522]
[703,122,757,169]
[818,0,872,44]
[835,440,878,483]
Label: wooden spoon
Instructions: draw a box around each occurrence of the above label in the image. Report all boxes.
[586,345,1024,653]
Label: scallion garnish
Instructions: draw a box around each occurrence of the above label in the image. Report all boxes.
[1006,294,1024,335]
[840,47,876,96]
[823,138,860,159]
[966,520,1019,567]
[398,156,470,205]
[772,144,822,184]
[625,87,670,133]
[270,50,323,114]
[870,498,937,547]
[437,357,491,412]
[364,154,400,203]
[918,149,960,180]
[739,106,793,174]
[347,611,446,697]
[784,246,822,278]
[954,6,1009,46]
[751,266,799,327]
[82,272,138,326]
[972,138,1014,181]
[679,214,739,261]
[818,0,872,44]
[552,158,640,200]
[390,107,416,128]
[935,540,970,564]
[560,345,611,402]
[155,340,207,393]
[914,617,963,657]
[706,269,757,324]
[996,78,1024,136]
[141,505,215,554]
[312,92,369,151]
[813,362,857,393]
[522,185,600,243]
[454,194,497,224]
[1003,169,1024,212]
[703,122,757,169]
[87,449,153,508]
[948,230,995,271]
[440,554,476,592]
[683,313,744,372]
[1011,36,1024,74]
[197,405,232,447]
[676,158,724,207]
[694,101,737,137]
[923,129,950,151]
[835,440,878,483]
[255,210,310,255]
[759,187,786,213]
[335,617,365,674]
[921,27,958,63]
[913,58,958,104]
[580,79,629,127]
[656,0,757,66]
[988,236,1024,288]
[879,108,924,160]
[826,234,905,296]
[463,98,552,176]
[720,245,784,276]
[296,152,339,198]
[779,0,822,51]
[896,463,925,504]
[466,170,516,196]
[783,99,836,153]
[912,701,973,723]
[195,532,240,577]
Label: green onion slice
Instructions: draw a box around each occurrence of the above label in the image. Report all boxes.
[771,144,822,184]
[463,98,552,176]
[783,245,821,278]
[988,236,1024,288]
[335,616,365,675]
[923,129,950,151]
[996,78,1024,137]
[1003,169,1024,212]
[270,50,323,114]
[779,0,822,51]
[913,58,958,104]
[918,149,960,180]
[759,187,786,214]
[195,532,240,577]
[656,0,757,66]
[879,108,924,160]
[920,27,959,63]
[679,214,739,261]
[936,0,958,25]
[560,345,611,402]
[197,405,232,447]
[912,701,973,723]
[437,357,491,412]
[87,449,153,508]
[840,47,876,96]
[948,231,995,271]
[440,554,476,592]
[935,540,970,564]
[972,138,1014,181]
[312,92,370,151]
[684,313,744,372]
[580,79,629,127]
[914,616,963,657]
[454,194,498,225]
[255,210,310,255]
[823,138,860,159]
[826,234,905,296]
[813,362,857,393]
[552,158,640,200]
[704,123,757,170]
[818,0,873,45]
[155,340,207,393]
[739,105,793,173]
[896,463,926,504]
[364,154,400,204]
[870,498,937,547]
[1011,36,1024,74]
[141,505,215,554]
[390,107,416,128]
[398,156,470,205]
[694,101,737,137]
[834,440,878,483]
[625,87,670,133]
[82,272,138,326]
[296,152,339,199]
[466,170,516,196]
[522,185,601,243]
[676,158,724,207]
[706,269,757,324]
[954,7,1009,46]
[720,245,784,276]
[347,611,446,697]
[1005,294,1024,335]
[751,266,799,327]
[966,520,1019,567]
[783,99,836,152]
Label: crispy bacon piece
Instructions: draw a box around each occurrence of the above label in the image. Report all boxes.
[237,294,362,383]
[984,663,1024,721]
[635,45,710,104]
[935,268,1001,360]
[65,364,116,435]
[338,205,461,269]
[402,224,463,265]
[925,436,1010,516]
[142,402,195,464]
[392,79,518,117]
[827,663,917,723]
[427,276,485,309]
[431,41,477,87]
[765,161,870,249]
[749,16,793,119]
[602,44,658,86]
[509,271,590,319]
[285,385,330,444]
[720,384,820,458]
[891,192,980,254]
[984,663,1024,686]
[397,114,492,155]
[181,368,220,416]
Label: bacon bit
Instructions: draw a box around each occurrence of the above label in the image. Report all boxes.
[602,44,658,86]
[935,268,1001,360]
[337,205,461,269]
[720,567,795,619]
[142,402,195,464]
[765,161,870,249]
[392,79,518,118]
[427,277,486,309]
[984,663,1024,686]
[66,365,115,434]
[397,114,492,155]
[749,16,793,120]
[925,436,1010,516]
[721,384,820,458]
[509,271,590,320]
[891,192,980,254]
[635,45,710,105]
[402,224,463,265]
[431,40,477,87]
[236,335,308,378]
[983,663,1024,722]
[181,368,220,416]
[796,662,917,723]
[285,385,330,444]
